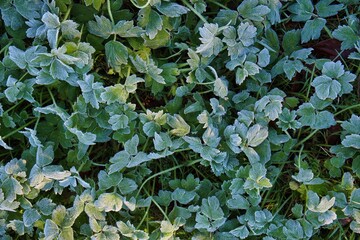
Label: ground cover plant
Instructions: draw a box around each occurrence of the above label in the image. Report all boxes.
[0,0,360,239]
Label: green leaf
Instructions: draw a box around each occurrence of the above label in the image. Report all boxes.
[311,75,341,100]
[7,220,25,236]
[109,114,129,130]
[1,6,24,30]
[130,56,165,84]
[282,30,302,55]
[124,134,139,155]
[42,165,71,180]
[117,221,149,239]
[114,20,144,38]
[36,145,54,167]
[15,0,41,19]
[245,162,273,190]
[342,134,360,149]
[283,59,304,80]
[98,171,123,190]
[46,28,60,50]
[77,74,104,109]
[341,114,360,135]
[201,196,224,220]
[307,191,335,213]
[0,136,12,150]
[101,84,128,104]
[237,0,271,21]
[156,2,189,17]
[127,152,150,167]
[2,112,16,128]
[333,25,360,50]
[85,204,106,221]
[59,227,74,240]
[202,125,220,149]
[315,0,343,18]
[350,189,360,208]
[244,61,260,75]
[195,196,226,232]
[255,93,283,121]
[95,193,123,212]
[68,127,97,146]
[167,114,190,137]
[230,225,249,239]
[8,46,26,69]
[5,76,35,103]
[196,23,224,57]
[214,77,228,99]
[297,103,336,129]
[288,0,314,22]
[88,15,113,39]
[109,151,130,174]
[246,124,268,147]
[36,198,56,216]
[291,48,313,60]
[50,58,74,80]
[154,190,172,207]
[171,188,196,204]
[23,209,41,227]
[226,195,249,210]
[153,132,170,151]
[125,75,144,93]
[301,18,326,43]
[44,219,60,240]
[237,22,257,47]
[235,68,247,86]
[138,7,162,39]
[84,0,104,10]
[105,40,128,72]
[322,61,344,78]
[352,156,360,177]
[292,168,314,183]
[118,177,138,195]
[61,20,80,39]
[20,128,43,147]
[42,12,60,29]
[0,199,20,212]
[258,48,270,67]
[214,9,238,26]
[283,220,304,239]
[340,172,354,190]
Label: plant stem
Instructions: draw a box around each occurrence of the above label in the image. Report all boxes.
[181,0,208,24]
[130,0,151,9]
[134,93,147,112]
[179,68,192,73]
[294,130,318,148]
[143,188,171,222]
[159,50,185,60]
[196,81,215,85]
[63,4,72,21]
[136,197,151,229]
[135,158,202,198]
[323,25,333,38]
[107,0,115,24]
[334,103,360,116]
[90,161,107,167]
[0,41,13,55]
[4,100,25,114]
[3,119,37,140]
[208,0,230,10]
[47,87,58,106]
[306,65,316,99]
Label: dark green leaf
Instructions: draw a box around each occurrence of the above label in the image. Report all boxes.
[105,40,129,72]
